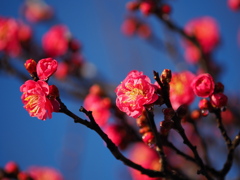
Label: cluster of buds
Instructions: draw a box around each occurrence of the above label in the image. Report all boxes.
[126,0,171,16]
[0,161,63,180]
[0,161,32,180]
[191,73,228,116]
[121,16,152,39]
[160,108,174,136]
[136,110,155,147]
[21,58,60,120]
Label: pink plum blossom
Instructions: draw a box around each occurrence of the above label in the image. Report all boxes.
[169,71,196,109]
[128,143,162,180]
[42,25,70,57]
[28,166,63,180]
[191,73,215,98]
[84,92,111,127]
[20,80,60,120]
[228,0,240,11]
[36,58,58,80]
[115,70,158,118]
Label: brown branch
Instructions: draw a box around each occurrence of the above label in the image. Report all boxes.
[218,132,240,177]
[145,108,168,171]
[214,109,232,149]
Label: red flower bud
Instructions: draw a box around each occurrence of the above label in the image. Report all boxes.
[210,93,228,108]
[139,1,155,16]
[24,59,37,74]
[160,4,171,14]
[214,82,224,93]
[4,161,19,175]
[142,131,155,144]
[126,1,140,11]
[49,85,59,99]
[161,69,172,84]
[198,99,210,109]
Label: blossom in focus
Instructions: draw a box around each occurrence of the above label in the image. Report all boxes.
[228,0,240,11]
[84,85,111,127]
[128,143,162,180]
[28,166,63,180]
[20,80,60,120]
[115,70,158,118]
[169,71,196,109]
[36,58,58,80]
[42,25,70,57]
[191,73,215,98]
[183,16,219,63]
[23,0,53,23]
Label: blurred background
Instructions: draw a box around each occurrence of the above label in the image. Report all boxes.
[0,0,240,179]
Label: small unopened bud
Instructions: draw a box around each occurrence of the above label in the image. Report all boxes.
[214,82,224,93]
[210,93,228,108]
[24,59,37,74]
[160,120,173,135]
[136,115,148,128]
[139,1,155,16]
[160,4,171,14]
[198,99,210,109]
[49,85,59,99]
[126,1,140,11]
[176,105,188,118]
[142,131,155,144]
[89,84,102,95]
[162,108,175,120]
[160,69,172,84]
[139,126,151,135]
[4,161,19,175]
[191,110,201,120]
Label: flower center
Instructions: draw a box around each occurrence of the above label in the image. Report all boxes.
[24,94,40,114]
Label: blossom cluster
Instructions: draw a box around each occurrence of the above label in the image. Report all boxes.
[3,161,63,180]
[0,17,32,57]
[183,16,220,64]
[20,58,60,120]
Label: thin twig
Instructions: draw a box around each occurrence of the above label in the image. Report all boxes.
[214,109,232,149]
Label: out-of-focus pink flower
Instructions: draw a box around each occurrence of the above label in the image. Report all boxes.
[20,80,60,120]
[137,24,152,39]
[184,46,200,64]
[36,58,58,80]
[210,93,228,108]
[42,25,70,57]
[139,1,155,16]
[104,124,127,148]
[115,70,158,118]
[84,93,111,127]
[191,73,215,98]
[184,16,220,53]
[121,17,138,37]
[128,143,162,180]
[4,161,19,174]
[228,0,240,11]
[28,166,63,180]
[18,22,32,42]
[121,17,152,39]
[0,17,20,56]
[23,0,53,23]
[54,62,69,80]
[169,71,196,109]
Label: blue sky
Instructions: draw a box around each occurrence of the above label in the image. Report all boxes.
[0,0,240,179]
